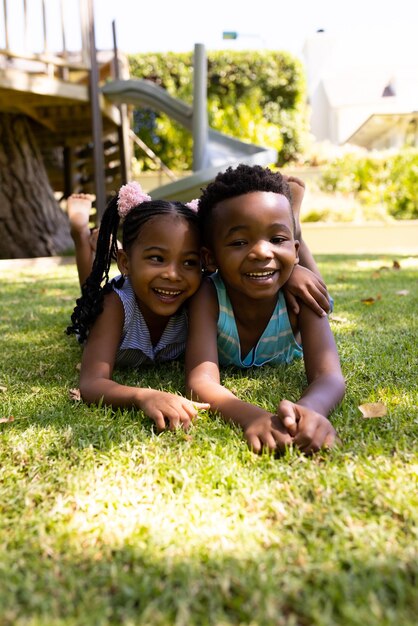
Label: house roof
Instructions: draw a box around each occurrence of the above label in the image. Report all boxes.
[321,69,392,107]
[320,66,418,107]
[346,111,418,147]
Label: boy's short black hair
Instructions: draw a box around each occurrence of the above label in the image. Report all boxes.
[198,164,293,242]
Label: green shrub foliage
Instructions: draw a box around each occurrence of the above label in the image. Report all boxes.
[320,148,418,220]
[128,50,308,169]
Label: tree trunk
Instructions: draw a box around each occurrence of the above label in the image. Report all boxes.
[0,113,72,258]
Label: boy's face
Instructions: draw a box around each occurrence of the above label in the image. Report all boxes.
[204,191,299,301]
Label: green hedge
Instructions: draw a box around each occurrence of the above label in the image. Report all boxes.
[320,149,418,220]
[128,50,308,170]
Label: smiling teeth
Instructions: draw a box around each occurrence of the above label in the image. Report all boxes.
[247,271,275,277]
[155,288,182,296]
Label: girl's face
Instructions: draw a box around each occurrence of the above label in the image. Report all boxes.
[204,191,299,302]
[118,214,201,324]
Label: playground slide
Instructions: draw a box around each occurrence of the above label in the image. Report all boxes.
[101,79,277,201]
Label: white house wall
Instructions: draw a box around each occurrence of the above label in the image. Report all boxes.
[303,31,418,148]
[309,82,332,141]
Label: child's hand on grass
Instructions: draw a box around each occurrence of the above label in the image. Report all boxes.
[277,399,339,454]
[243,412,294,454]
[138,389,210,432]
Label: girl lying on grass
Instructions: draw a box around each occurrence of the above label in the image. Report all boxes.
[67,182,209,431]
[185,164,346,455]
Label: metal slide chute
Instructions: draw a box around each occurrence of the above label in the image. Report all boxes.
[101,78,277,201]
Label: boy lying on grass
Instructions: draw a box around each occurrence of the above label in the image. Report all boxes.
[186,165,345,455]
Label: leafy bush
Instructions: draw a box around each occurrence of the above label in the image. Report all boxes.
[128,50,308,170]
[319,149,418,220]
[381,150,418,219]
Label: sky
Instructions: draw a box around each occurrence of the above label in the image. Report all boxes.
[90,0,418,68]
[3,0,418,72]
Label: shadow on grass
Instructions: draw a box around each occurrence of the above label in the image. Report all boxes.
[0,535,417,626]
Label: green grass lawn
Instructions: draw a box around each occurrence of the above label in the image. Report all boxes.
[0,255,417,626]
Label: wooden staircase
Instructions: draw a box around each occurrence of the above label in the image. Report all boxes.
[0,53,129,198]
[0,0,131,219]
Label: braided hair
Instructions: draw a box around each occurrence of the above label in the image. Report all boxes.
[197,164,294,244]
[66,195,199,344]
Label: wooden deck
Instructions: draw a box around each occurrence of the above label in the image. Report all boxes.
[0,0,132,208]
[1,64,118,134]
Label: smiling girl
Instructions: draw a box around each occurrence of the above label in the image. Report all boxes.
[67,182,209,431]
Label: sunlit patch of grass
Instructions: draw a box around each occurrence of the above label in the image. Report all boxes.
[0,256,417,626]
[356,256,418,270]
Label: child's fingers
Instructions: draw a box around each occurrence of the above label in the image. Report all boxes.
[324,431,341,449]
[168,414,181,430]
[168,414,192,431]
[315,278,329,293]
[299,285,330,316]
[314,287,331,312]
[294,420,336,455]
[152,411,167,433]
[304,293,328,317]
[163,400,209,429]
[278,400,298,436]
[284,291,300,314]
[261,432,279,452]
[271,428,293,451]
[294,430,317,453]
[246,434,262,454]
[178,400,209,420]
[247,433,279,454]
[192,401,210,411]
[282,415,298,436]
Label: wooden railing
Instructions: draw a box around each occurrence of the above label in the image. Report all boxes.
[0,0,177,207]
[0,0,90,78]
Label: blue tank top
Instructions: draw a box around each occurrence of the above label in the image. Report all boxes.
[210,272,303,368]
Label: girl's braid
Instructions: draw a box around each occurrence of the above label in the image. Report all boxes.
[66,196,120,344]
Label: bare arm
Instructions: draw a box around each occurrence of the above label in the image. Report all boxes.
[298,238,324,279]
[79,291,208,431]
[284,175,331,316]
[298,303,345,411]
[186,281,344,455]
[278,303,346,453]
[185,280,293,453]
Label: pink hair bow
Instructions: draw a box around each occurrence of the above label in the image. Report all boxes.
[117,181,151,219]
[185,198,199,212]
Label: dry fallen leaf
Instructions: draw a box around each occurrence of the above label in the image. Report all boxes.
[69,388,81,402]
[361,293,381,304]
[358,402,387,418]
[0,416,14,423]
[0,385,7,393]
[75,362,81,371]
[396,290,410,296]
[330,315,349,324]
